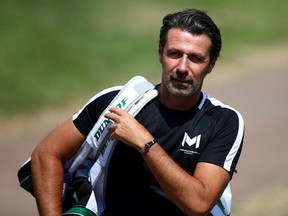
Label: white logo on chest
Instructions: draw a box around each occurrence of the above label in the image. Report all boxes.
[181,132,201,149]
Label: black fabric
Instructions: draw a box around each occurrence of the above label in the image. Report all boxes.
[17,160,34,196]
[73,90,244,215]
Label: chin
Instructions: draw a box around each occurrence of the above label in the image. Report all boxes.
[163,79,197,97]
[169,88,195,97]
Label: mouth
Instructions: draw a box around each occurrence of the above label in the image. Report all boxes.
[172,77,192,87]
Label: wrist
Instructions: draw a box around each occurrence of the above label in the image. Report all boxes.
[139,139,157,154]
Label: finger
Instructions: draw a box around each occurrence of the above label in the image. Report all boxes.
[109,107,125,116]
[110,132,116,140]
[105,112,117,122]
[108,122,117,133]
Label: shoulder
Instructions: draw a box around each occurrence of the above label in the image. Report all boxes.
[201,92,244,126]
[199,93,245,144]
[73,86,122,120]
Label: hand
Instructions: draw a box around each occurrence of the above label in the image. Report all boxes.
[104,107,154,150]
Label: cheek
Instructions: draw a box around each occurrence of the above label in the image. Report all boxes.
[189,64,210,79]
[162,57,177,72]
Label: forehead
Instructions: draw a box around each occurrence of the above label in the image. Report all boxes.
[165,28,212,55]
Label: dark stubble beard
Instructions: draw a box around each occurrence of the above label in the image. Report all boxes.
[163,72,207,98]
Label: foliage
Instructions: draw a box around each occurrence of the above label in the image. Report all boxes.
[0,0,287,117]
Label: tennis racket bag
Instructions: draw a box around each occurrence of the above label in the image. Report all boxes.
[17,76,158,216]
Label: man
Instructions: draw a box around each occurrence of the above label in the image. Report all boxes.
[31,8,244,216]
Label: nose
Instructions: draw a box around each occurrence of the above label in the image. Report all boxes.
[178,55,188,73]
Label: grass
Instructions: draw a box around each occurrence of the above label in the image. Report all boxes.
[1,0,287,118]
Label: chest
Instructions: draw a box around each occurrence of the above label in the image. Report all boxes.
[135,101,215,173]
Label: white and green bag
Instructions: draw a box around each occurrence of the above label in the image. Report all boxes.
[17,76,158,216]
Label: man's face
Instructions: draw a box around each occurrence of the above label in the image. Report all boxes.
[159,28,215,97]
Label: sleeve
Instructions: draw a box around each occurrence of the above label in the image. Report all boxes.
[199,108,245,178]
[72,87,120,136]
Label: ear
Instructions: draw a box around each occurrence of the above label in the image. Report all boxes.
[207,57,217,74]
[158,45,163,64]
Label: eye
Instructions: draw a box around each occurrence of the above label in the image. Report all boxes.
[166,50,182,59]
[189,54,205,63]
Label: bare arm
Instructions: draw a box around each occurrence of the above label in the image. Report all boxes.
[105,107,230,216]
[31,118,85,216]
[143,145,229,215]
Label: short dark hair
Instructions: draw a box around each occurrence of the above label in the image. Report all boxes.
[159,9,222,60]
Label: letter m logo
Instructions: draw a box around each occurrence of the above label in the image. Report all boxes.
[181,132,201,149]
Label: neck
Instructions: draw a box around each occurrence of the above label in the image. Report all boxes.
[157,84,202,111]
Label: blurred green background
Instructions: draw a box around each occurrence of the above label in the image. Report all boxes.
[1,0,287,119]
